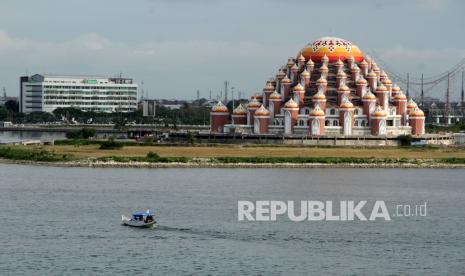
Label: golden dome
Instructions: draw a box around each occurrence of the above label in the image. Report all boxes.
[356,77,367,85]
[310,105,325,116]
[281,76,292,84]
[337,70,347,78]
[319,65,329,72]
[287,58,295,67]
[233,104,247,115]
[291,63,299,71]
[316,77,328,85]
[367,70,377,78]
[284,98,299,108]
[254,105,270,116]
[277,70,286,78]
[409,107,425,117]
[391,85,401,92]
[211,101,229,112]
[301,69,310,77]
[359,59,368,66]
[293,83,305,92]
[300,37,364,63]
[351,65,360,72]
[247,97,261,108]
[407,99,418,109]
[376,84,388,92]
[372,106,387,117]
[269,90,282,100]
[337,85,350,93]
[312,91,326,100]
[335,58,344,66]
[340,99,354,108]
[394,92,407,100]
[306,59,314,66]
[382,78,392,85]
[263,82,275,92]
[380,71,388,78]
[363,91,376,100]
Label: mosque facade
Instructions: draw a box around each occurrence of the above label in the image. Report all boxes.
[210,37,425,137]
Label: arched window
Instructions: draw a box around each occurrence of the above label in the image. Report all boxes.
[325,120,330,126]
[333,120,339,126]
[298,120,305,126]
[330,109,336,115]
[354,109,359,115]
[355,120,359,127]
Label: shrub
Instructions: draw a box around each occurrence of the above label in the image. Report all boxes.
[398,134,412,146]
[99,139,123,150]
[0,146,70,162]
[66,128,96,139]
[146,151,160,160]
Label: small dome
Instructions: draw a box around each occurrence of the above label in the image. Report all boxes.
[367,70,377,78]
[254,105,270,116]
[293,83,305,92]
[313,91,326,100]
[287,58,295,67]
[310,105,325,116]
[394,92,407,100]
[321,54,329,62]
[359,59,368,66]
[391,85,401,92]
[263,82,275,92]
[335,58,344,66]
[281,76,292,84]
[363,91,376,100]
[316,77,328,85]
[211,101,229,112]
[291,63,299,71]
[297,53,305,62]
[372,105,387,117]
[319,65,329,72]
[407,99,418,109]
[351,65,360,72]
[380,71,388,78]
[356,77,367,85]
[306,59,314,66]
[337,85,350,93]
[347,55,355,62]
[233,104,247,115]
[376,83,388,92]
[269,90,282,100]
[409,107,425,117]
[337,70,347,78]
[301,69,310,77]
[247,97,261,108]
[284,98,299,108]
[382,78,392,85]
[340,99,354,108]
[253,92,263,100]
[277,70,286,78]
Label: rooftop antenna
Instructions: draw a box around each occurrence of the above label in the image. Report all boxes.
[446,72,450,116]
[421,73,424,107]
[209,90,212,101]
[231,86,235,110]
[2,87,6,99]
[461,70,464,109]
[196,89,200,101]
[406,73,410,98]
[224,81,229,104]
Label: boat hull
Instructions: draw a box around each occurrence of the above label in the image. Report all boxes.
[121,215,156,228]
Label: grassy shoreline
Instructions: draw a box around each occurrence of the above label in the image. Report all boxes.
[1,144,465,168]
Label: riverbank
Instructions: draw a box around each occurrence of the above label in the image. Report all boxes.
[2,144,465,169]
[0,145,465,168]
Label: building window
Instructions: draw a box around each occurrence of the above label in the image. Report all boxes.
[330,109,336,115]
[325,120,330,126]
[333,120,339,126]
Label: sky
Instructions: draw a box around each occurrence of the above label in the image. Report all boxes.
[0,0,464,100]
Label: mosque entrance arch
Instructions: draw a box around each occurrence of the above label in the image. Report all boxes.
[344,112,352,135]
[284,111,292,134]
[311,119,320,135]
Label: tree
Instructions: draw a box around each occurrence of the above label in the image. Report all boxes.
[4,100,19,113]
[0,106,8,120]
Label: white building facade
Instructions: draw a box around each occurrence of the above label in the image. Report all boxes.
[20,74,138,113]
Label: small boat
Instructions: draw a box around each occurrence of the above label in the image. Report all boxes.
[122,210,157,228]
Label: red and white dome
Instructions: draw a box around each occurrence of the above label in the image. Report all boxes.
[300,37,364,63]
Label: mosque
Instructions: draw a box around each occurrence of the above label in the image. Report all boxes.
[210,37,425,137]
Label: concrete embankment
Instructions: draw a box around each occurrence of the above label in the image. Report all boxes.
[2,159,465,169]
